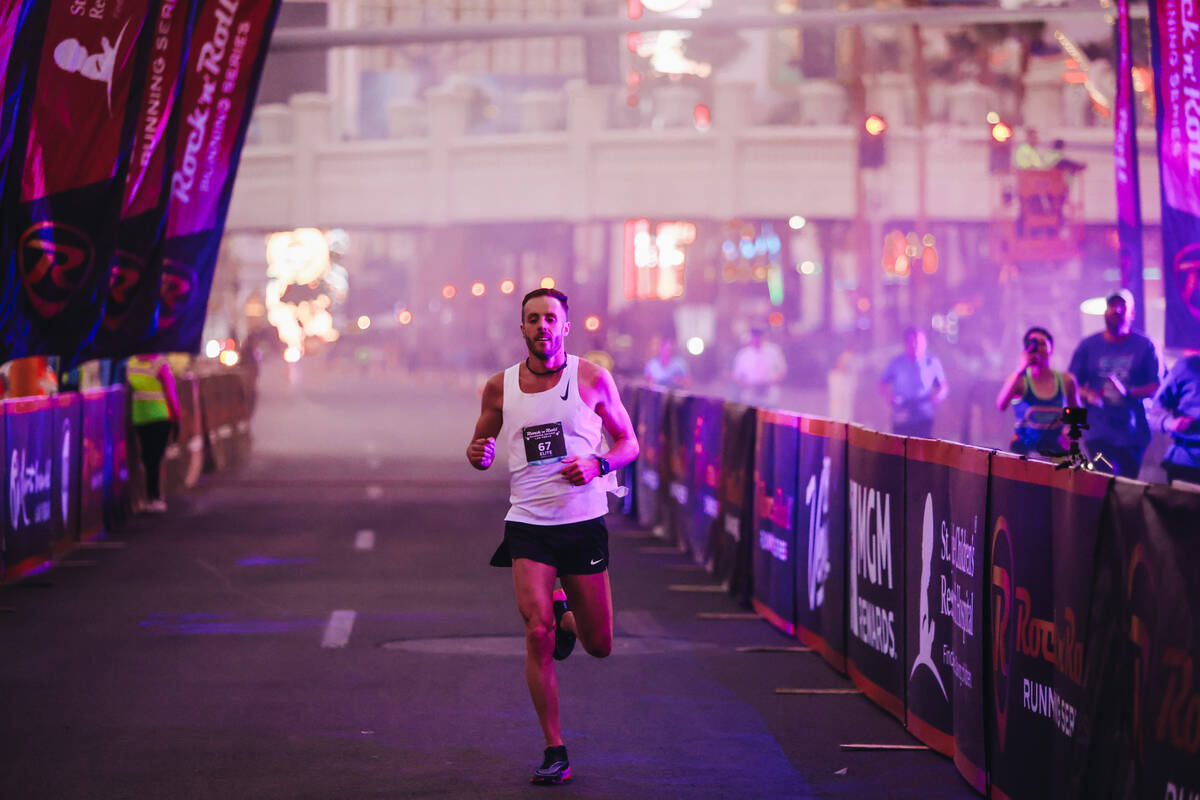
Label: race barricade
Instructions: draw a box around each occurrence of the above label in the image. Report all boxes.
[1065,478,1200,800]
[661,391,695,553]
[79,388,108,542]
[903,438,990,771]
[846,425,908,721]
[50,393,82,555]
[986,453,1109,800]
[682,394,724,567]
[712,401,756,606]
[2,397,55,581]
[633,386,667,534]
[752,409,801,635]
[794,416,848,674]
[104,386,131,527]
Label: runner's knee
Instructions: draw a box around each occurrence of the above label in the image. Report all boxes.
[580,631,612,659]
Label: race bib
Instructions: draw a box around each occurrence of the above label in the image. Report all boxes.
[523,421,567,464]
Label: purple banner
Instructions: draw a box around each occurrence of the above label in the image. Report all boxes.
[752,410,800,635]
[1114,0,1145,330]
[0,0,155,364]
[105,385,130,524]
[145,0,281,353]
[1149,0,1200,347]
[846,426,907,721]
[794,416,847,673]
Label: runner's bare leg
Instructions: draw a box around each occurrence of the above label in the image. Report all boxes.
[561,571,613,658]
[513,558,563,746]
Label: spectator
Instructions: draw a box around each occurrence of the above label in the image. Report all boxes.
[1148,351,1200,485]
[879,326,948,438]
[1067,289,1160,477]
[995,326,1081,458]
[643,338,690,389]
[127,353,182,513]
[732,327,786,406]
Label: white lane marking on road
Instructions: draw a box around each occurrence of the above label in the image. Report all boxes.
[321,610,357,648]
[366,485,383,500]
[355,529,376,551]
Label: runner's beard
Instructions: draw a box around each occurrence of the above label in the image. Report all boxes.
[524,332,563,363]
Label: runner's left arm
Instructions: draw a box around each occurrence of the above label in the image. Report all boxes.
[561,361,639,485]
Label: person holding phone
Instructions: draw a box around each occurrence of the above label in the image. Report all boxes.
[996,327,1082,458]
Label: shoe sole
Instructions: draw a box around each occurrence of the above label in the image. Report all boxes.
[531,768,571,785]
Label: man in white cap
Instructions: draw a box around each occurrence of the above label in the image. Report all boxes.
[1067,289,1161,476]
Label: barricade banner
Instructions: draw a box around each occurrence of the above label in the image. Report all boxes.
[794,416,848,672]
[753,410,801,634]
[105,386,130,523]
[144,0,283,353]
[0,402,5,579]
[987,454,1110,800]
[0,1,156,363]
[712,402,756,606]
[87,0,199,355]
[2,397,54,580]
[79,389,107,541]
[686,395,724,567]
[1148,0,1200,347]
[903,439,988,765]
[663,392,694,551]
[231,370,253,464]
[846,426,907,721]
[1067,479,1200,800]
[634,386,666,532]
[50,392,82,553]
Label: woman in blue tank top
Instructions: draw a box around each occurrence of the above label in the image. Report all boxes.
[996,327,1082,458]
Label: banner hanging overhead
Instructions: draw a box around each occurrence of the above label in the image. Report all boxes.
[144,0,282,354]
[1148,0,1200,347]
[0,0,155,364]
[88,0,198,356]
[1114,0,1145,328]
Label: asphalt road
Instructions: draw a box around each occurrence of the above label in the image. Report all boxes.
[0,364,979,799]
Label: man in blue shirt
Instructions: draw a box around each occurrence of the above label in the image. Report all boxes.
[1067,289,1161,477]
[1149,352,1200,485]
[879,327,948,438]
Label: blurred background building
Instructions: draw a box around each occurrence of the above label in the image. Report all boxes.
[203,0,1161,449]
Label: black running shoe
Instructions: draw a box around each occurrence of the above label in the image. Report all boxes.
[552,588,575,661]
[531,745,571,785]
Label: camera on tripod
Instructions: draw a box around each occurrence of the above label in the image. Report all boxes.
[1056,406,1111,471]
[1062,405,1088,432]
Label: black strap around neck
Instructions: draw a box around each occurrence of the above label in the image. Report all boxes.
[525,358,567,376]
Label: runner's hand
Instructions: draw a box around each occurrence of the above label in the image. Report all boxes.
[559,455,595,486]
[468,437,495,469]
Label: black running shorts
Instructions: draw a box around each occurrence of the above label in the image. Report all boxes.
[490,517,609,575]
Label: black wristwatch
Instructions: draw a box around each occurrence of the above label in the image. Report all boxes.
[594,455,612,476]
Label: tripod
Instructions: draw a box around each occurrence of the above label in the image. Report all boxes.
[1055,419,1112,471]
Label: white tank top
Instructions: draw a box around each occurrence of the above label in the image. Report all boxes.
[503,355,613,524]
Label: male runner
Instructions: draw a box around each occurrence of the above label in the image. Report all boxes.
[466,288,639,785]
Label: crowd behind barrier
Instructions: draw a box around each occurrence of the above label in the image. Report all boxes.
[625,384,1200,800]
[1,370,255,584]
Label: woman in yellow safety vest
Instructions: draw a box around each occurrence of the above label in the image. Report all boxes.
[126,354,182,513]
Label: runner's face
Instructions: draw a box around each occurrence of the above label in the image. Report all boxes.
[521,296,569,360]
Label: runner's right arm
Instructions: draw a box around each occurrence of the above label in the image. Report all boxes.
[467,372,504,470]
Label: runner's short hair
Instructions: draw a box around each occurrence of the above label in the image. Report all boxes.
[521,288,569,318]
